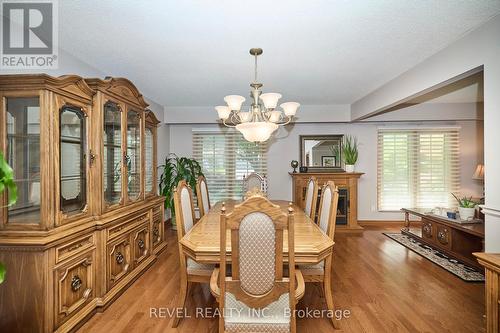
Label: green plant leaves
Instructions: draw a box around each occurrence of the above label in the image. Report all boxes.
[158,153,204,214]
[0,152,17,206]
[451,193,477,208]
[0,262,5,284]
[342,135,359,165]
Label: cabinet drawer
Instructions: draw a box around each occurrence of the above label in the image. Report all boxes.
[422,220,434,240]
[436,225,452,249]
[107,234,131,290]
[55,233,95,263]
[54,249,95,327]
[132,224,150,267]
[107,212,149,240]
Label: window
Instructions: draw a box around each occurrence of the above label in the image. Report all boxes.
[193,131,267,204]
[377,128,460,210]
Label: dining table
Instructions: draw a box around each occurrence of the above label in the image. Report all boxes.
[178,199,337,323]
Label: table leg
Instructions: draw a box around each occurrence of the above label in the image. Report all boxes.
[402,211,410,232]
[324,254,339,329]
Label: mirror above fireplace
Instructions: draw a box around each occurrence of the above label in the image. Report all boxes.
[300,134,344,172]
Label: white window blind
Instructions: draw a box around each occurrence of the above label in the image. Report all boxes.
[193,131,267,204]
[377,128,460,211]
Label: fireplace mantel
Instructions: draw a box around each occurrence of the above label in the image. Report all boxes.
[289,172,364,231]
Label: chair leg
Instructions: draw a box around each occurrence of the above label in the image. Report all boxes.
[172,271,188,328]
[324,255,339,329]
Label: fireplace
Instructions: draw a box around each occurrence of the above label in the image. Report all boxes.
[289,172,363,231]
[316,187,348,225]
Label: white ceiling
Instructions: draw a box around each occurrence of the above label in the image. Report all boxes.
[59,1,500,107]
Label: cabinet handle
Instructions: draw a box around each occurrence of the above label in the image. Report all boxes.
[68,243,83,252]
[437,230,448,244]
[89,150,96,167]
[138,239,145,250]
[71,275,82,292]
[115,251,124,264]
[423,224,432,236]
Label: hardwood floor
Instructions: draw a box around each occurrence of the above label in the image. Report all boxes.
[78,224,485,333]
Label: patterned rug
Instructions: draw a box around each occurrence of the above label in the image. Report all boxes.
[384,233,484,282]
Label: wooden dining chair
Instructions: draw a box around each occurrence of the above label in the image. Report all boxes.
[304,176,319,221]
[210,196,305,333]
[243,172,268,194]
[299,181,339,329]
[196,175,211,218]
[172,180,214,328]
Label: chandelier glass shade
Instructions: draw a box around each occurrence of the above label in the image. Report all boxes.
[215,48,300,142]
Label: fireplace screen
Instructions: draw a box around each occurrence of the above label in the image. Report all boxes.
[316,187,348,225]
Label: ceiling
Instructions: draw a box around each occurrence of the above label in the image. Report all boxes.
[59,1,500,107]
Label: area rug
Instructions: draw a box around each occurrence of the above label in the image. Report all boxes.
[383,233,484,282]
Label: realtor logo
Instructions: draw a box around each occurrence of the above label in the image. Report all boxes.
[1,0,58,69]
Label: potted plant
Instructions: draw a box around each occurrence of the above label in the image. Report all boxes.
[0,152,17,284]
[452,193,478,221]
[342,135,359,173]
[158,154,204,229]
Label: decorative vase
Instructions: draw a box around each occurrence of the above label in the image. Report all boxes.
[345,164,355,173]
[458,207,475,221]
[299,166,308,173]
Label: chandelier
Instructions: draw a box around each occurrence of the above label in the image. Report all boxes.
[215,48,300,142]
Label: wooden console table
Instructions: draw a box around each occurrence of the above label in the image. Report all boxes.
[402,208,484,269]
[474,253,500,333]
[290,172,363,231]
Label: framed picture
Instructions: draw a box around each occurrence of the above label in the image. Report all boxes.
[321,156,336,167]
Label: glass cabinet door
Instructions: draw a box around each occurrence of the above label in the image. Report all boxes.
[103,102,122,205]
[126,110,141,200]
[145,127,153,194]
[60,106,86,214]
[6,97,41,224]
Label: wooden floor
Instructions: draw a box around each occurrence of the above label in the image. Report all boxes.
[78,224,485,333]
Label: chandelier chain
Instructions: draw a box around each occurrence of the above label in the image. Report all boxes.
[254,54,258,82]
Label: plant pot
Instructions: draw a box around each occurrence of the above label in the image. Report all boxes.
[458,207,475,221]
[345,164,355,173]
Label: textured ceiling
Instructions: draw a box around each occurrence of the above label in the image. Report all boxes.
[59,1,500,107]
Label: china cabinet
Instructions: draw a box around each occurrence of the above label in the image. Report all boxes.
[0,74,166,332]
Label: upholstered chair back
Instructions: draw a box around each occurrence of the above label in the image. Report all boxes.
[317,181,339,239]
[243,172,268,194]
[173,180,196,239]
[304,176,319,221]
[219,196,296,309]
[239,212,275,294]
[196,175,211,218]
